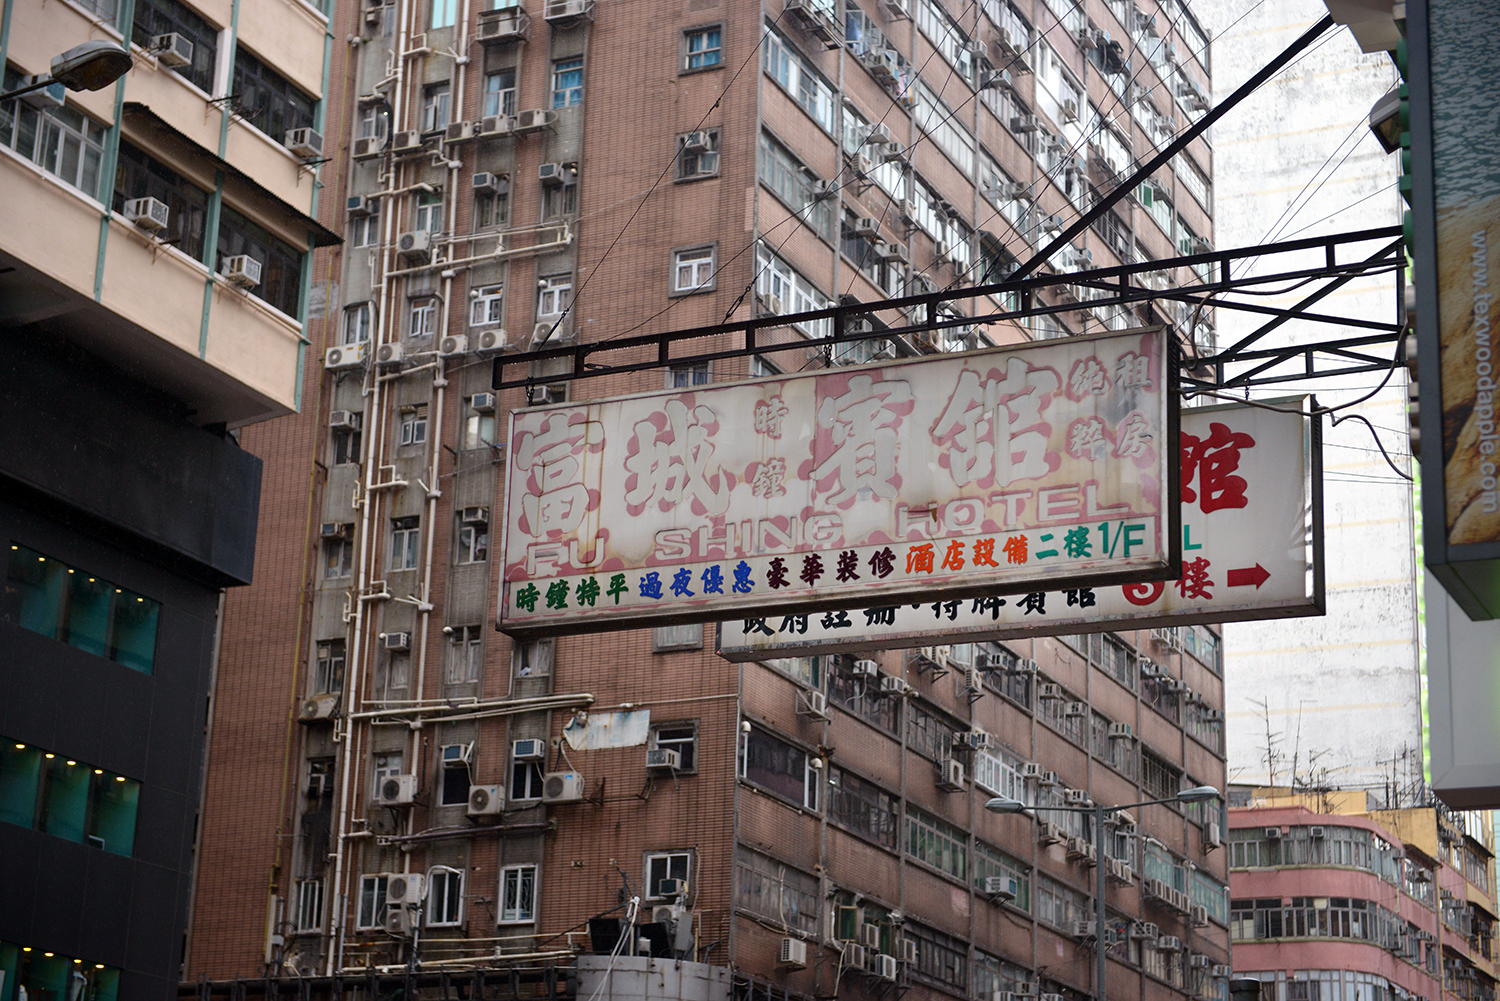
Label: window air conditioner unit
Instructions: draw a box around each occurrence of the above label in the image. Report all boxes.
[467,783,504,815]
[382,631,411,651]
[808,179,838,201]
[1011,657,1038,674]
[320,521,347,538]
[1191,905,1209,927]
[300,695,338,722]
[1010,115,1039,133]
[1265,826,1283,839]
[375,342,405,369]
[1039,770,1058,786]
[478,6,527,40]
[797,687,831,719]
[878,675,911,697]
[1063,701,1088,717]
[1063,789,1090,805]
[1204,819,1222,847]
[1108,722,1134,739]
[151,32,194,67]
[542,771,584,803]
[475,328,508,353]
[984,875,1018,901]
[375,774,418,806]
[1157,935,1182,952]
[538,161,570,185]
[16,76,64,109]
[842,943,868,968]
[479,115,514,137]
[874,241,908,264]
[353,136,386,159]
[646,747,681,771]
[396,230,431,263]
[1309,826,1326,838]
[123,196,170,233]
[512,738,546,760]
[391,130,423,153]
[221,254,262,288]
[1038,682,1063,700]
[876,955,898,981]
[324,342,367,369]
[473,171,506,195]
[858,923,880,949]
[514,109,556,132]
[851,658,879,677]
[1020,762,1043,779]
[1071,919,1096,939]
[937,758,965,791]
[1129,921,1158,940]
[1060,99,1079,124]
[863,122,893,145]
[460,506,490,525]
[439,335,469,357]
[657,877,687,900]
[875,141,906,163]
[347,195,375,216]
[681,130,712,152]
[896,937,918,965]
[1212,965,1231,979]
[534,384,565,405]
[1038,822,1065,846]
[854,217,882,240]
[779,938,808,969]
[284,127,324,158]
[385,871,425,903]
[445,120,476,144]
[955,729,991,750]
[467,388,496,413]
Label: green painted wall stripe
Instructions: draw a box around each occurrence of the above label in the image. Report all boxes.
[199,170,225,357]
[94,0,137,302]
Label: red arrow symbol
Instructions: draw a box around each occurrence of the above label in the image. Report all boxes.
[1226,564,1270,589]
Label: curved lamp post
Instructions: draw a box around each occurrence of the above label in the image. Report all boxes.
[0,41,132,101]
[985,785,1221,1001]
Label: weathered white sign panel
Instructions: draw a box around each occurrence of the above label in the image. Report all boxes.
[716,400,1321,659]
[498,329,1178,637]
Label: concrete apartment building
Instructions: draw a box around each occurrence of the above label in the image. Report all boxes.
[182,0,1229,1000]
[1227,791,1497,1001]
[0,0,331,994]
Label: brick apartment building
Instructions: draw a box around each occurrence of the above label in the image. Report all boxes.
[182,0,1227,1000]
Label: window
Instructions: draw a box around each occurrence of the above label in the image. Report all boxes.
[232,46,316,139]
[358,103,389,141]
[757,132,833,239]
[762,26,836,133]
[541,174,578,219]
[407,295,438,338]
[314,639,346,693]
[973,841,1031,910]
[646,850,692,899]
[399,406,428,446]
[446,625,483,683]
[357,874,389,929]
[515,639,554,677]
[676,128,720,180]
[463,400,498,450]
[456,521,488,565]
[484,70,517,118]
[427,869,464,926]
[111,142,209,260]
[511,757,544,800]
[307,756,335,799]
[906,805,967,879]
[653,622,703,650]
[906,922,969,991]
[501,864,538,922]
[755,245,831,337]
[431,0,457,27]
[381,652,411,696]
[414,192,444,233]
[1141,750,1181,803]
[683,26,723,71]
[439,743,471,805]
[738,724,817,810]
[216,204,305,318]
[350,205,380,249]
[294,879,325,932]
[322,530,353,578]
[470,285,504,327]
[4,543,160,674]
[0,739,140,857]
[372,750,404,797]
[651,723,698,771]
[133,0,218,92]
[421,83,452,132]
[0,79,108,198]
[334,421,363,465]
[391,516,420,570]
[475,186,507,228]
[537,274,571,317]
[672,245,716,295]
[551,57,584,108]
[827,766,898,848]
[344,302,374,343]
[735,846,818,933]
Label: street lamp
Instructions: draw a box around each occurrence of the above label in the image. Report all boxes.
[0,41,132,102]
[985,785,1221,1001]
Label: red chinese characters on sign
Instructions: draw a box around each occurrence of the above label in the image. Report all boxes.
[623,399,730,517]
[810,374,914,507]
[514,413,597,539]
[1181,422,1256,513]
[930,357,1063,489]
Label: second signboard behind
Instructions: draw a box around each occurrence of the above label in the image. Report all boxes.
[498,328,1179,637]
